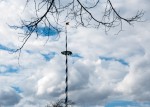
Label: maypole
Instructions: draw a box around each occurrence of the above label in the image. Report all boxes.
[61,22,72,107]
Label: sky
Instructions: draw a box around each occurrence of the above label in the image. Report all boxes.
[0,0,150,107]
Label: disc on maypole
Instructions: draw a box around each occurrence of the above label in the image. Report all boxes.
[61,51,72,55]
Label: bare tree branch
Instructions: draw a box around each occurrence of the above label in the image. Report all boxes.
[13,0,144,52]
[46,99,75,107]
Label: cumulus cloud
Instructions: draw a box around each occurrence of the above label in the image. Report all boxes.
[116,54,150,101]
[0,87,21,106]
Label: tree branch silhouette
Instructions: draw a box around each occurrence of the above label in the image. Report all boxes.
[14,0,144,52]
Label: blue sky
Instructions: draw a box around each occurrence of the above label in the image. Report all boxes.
[105,101,138,107]
[11,86,23,93]
[41,52,56,61]
[71,53,83,58]
[106,101,150,107]
[99,56,129,66]
[0,0,150,107]
[105,100,149,107]
[35,27,59,36]
[0,65,19,75]
[9,25,59,37]
[0,44,14,52]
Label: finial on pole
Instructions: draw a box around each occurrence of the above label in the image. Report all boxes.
[66,22,69,25]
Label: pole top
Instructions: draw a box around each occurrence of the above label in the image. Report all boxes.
[66,22,69,25]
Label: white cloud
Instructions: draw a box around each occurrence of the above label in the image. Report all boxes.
[0,86,21,106]
[116,54,150,101]
[0,0,150,107]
